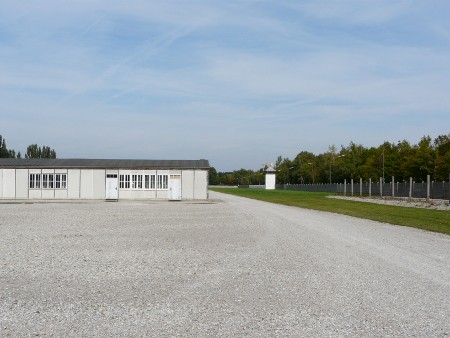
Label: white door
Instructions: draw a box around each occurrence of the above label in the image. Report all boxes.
[106,174,118,200]
[169,175,182,200]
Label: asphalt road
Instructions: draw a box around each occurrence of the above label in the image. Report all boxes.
[1,191,449,337]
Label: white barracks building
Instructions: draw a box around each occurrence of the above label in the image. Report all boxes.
[0,159,209,201]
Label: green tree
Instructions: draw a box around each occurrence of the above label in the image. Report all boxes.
[25,144,57,159]
[275,156,293,184]
[0,135,8,158]
[434,134,450,181]
[292,151,316,184]
[212,132,449,185]
[0,135,16,158]
[409,136,436,181]
[209,167,219,185]
[358,146,382,181]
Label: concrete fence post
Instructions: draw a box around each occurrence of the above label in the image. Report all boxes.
[351,179,354,196]
[409,177,412,199]
[427,175,430,201]
[369,178,372,196]
[380,177,383,197]
[344,179,347,196]
[360,178,363,196]
[392,176,395,198]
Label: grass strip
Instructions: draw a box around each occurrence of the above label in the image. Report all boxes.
[211,188,450,235]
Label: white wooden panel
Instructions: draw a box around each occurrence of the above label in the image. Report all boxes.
[2,169,16,198]
[119,190,157,199]
[42,189,55,199]
[156,190,168,199]
[80,170,94,199]
[0,169,3,198]
[29,190,42,199]
[55,189,68,199]
[16,169,28,198]
[93,170,105,199]
[194,170,208,199]
[68,169,80,199]
[182,170,194,199]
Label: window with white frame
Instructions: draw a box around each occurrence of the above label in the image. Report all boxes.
[151,175,156,189]
[157,174,168,190]
[121,172,166,190]
[55,174,67,189]
[42,174,50,189]
[61,174,67,189]
[144,174,156,189]
[119,174,130,189]
[132,174,143,189]
[29,174,41,189]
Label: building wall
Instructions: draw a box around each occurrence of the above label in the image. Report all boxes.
[80,169,93,199]
[29,169,42,199]
[182,170,194,199]
[93,170,105,199]
[0,169,3,198]
[0,167,209,200]
[265,173,276,190]
[55,169,68,199]
[16,169,28,198]
[194,170,208,199]
[68,169,81,199]
[1,169,15,198]
[41,169,55,199]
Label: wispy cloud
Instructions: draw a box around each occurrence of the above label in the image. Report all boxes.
[1,0,449,170]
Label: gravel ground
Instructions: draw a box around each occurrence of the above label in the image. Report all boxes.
[1,192,449,337]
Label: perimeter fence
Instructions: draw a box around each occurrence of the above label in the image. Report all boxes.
[276,175,450,201]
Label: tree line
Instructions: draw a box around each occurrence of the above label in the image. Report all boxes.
[210,134,450,185]
[0,134,57,159]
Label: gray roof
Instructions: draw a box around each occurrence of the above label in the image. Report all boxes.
[0,158,210,170]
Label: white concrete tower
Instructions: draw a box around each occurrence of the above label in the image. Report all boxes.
[265,163,276,190]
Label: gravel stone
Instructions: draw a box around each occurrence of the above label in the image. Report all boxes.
[0,192,449,337]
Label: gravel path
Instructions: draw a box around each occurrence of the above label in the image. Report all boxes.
[1,192,449,337]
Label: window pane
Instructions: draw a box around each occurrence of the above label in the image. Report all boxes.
[151,175,155,189]
[157,175,168,189]
[61,174,67,189]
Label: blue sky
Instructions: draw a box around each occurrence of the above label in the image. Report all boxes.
[1,1,449,171]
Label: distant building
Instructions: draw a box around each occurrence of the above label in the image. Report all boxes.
[265,163,276,190]
[0,159,209,201]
